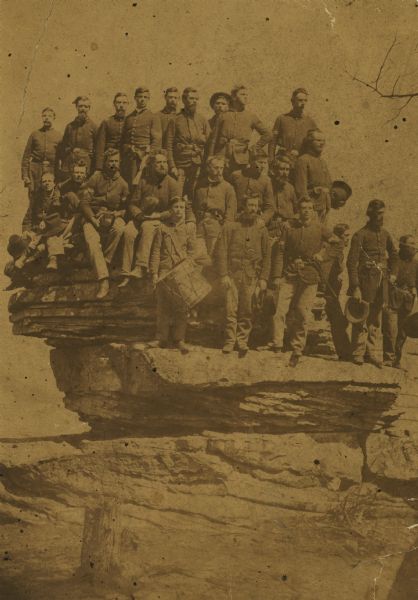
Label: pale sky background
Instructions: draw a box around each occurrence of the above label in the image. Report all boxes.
[0,0,417,437]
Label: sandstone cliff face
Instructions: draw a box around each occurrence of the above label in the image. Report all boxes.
[2,273,418,599]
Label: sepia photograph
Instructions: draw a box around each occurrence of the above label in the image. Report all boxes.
[0,0,417,598]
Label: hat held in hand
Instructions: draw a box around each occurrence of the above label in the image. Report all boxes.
[344,296,369,324]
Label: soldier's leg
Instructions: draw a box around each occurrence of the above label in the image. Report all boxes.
[155,285,171,344]
[325,296,351,359]
[351,319,368,361]
[83,222,108,280]
[224,278,239,349]
[272,279,295,348]
[183,164,200,204]
[291,282,318,356]
[382,307,397,362]
[395,307,410,364]
[172,303,188,343]
[366,295,383,360]
[103,217,126,265]
[120,221,139,275]
[236,276,257,350]
[133,220,160,271]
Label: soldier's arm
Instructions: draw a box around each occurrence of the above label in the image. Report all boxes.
[261,178,274,224]
[150,113,162,152]
[128,183,143,221]
[224,185,237,222]
[213,222,230,277]
[21,133,34,181]
[22,195,35,232]
[293,157,308,200]
[270,227,287,280]
[207,115,223,157]
[166,119,176,171]
[346,231,361,289]
[387,232,399,277]
[252,114,273,149]
[78,174,98,222]
[268,116,280,163]
[259,228,271,281]
[94,121,107,171]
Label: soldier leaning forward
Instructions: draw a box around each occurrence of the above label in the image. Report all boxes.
[382,235,418,368]
[214,195,271,357]
[347,199,398,368]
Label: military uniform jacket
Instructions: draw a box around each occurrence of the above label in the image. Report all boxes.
[149,219,195,278]
[166,109,209,169]
[268,112,317,161]
[209,108,272,165]
[272,180,297,221]
[79,170,129,220]
[347,224,398,302]
[159,108,179,150]
[57,178,85,214]
[272,219,332,283]
[294,152,332,214]
[62,117,97,167]
[22,186,62,232]
[95,114,125,170]
[129,174,189,221]
[230,168,274,222]
[121,109,162,153]
[194,179,237,222]
[21,127,62,179]
[215,216,271,281]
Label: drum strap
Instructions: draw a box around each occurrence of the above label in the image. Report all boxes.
[165,227,188,265]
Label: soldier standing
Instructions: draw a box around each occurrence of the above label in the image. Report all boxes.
[208,91,231,131]
[347,199,398,367]
[95,93,129,172]
[268,88,317,166]
[293,129,332,223]
[120,86,162,188]
[215,195,271,357]
[166,87,209,202]
[158,87,180,150]
[270,198,334,366]
[21,107,62,197]
[268,155,297,236]
[208,85,271,179]
[61,96,97,177]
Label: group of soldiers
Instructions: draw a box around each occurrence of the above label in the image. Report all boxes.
[6,85,417,367]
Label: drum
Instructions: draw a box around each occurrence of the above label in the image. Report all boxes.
[158,258,212,309]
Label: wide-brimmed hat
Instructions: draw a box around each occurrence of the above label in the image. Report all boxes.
[7,234,29,259]
[344,297,369,323]
[331,180,352,209]
[209,91,232,110]
[403,312,418,338]
[252,288,276,316]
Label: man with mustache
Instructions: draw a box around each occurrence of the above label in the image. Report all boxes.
[268,155,297,236]
[79,149,129,299]
[95,92,129,172]
[208,85,271,179]
[159,87,180,150]
[293,129,332,223]
[268,87,317,166]
[230,149,274,221]
[120,86,162,188]
[347,199,398,367]
[21,107,62,199]
[166,87,210,202]
[61,96,97,177]
[208,91,231,131]
[215,194,271,357]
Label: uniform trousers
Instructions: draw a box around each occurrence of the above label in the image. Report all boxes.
[324,294,351,359]
[121,219,160,274]
[351,287,383,360]
[382,305,412,362]
[177,164,200,202]
[273,277,318,355]
[225,272,258,349]
[83,217,125,280]
[156,283,188,343]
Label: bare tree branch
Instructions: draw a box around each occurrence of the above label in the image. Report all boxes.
[346,34,418,120]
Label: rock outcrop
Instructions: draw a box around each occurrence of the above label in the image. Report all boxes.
[1,270,418,599]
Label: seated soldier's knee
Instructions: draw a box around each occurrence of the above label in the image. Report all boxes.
[123,221,138,241]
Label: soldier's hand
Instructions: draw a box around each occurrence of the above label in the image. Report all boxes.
[272,277,282,290]
[151,274,158,289]
[170,167,179,180]
[353,286,362,301]
[220,275,232,290]
[23,177,31,188]
[258,279,267,292]
[91,217,101,230]
[389,274,397,284]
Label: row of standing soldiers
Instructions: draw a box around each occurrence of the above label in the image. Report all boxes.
[10,86,417,366]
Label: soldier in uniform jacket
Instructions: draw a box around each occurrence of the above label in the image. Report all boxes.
[215,195,271,357]
[95,93,129,172]
[61,96,97,176]
[230,149,274,221]
[158,87,180,150]
[347,199,398,367]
